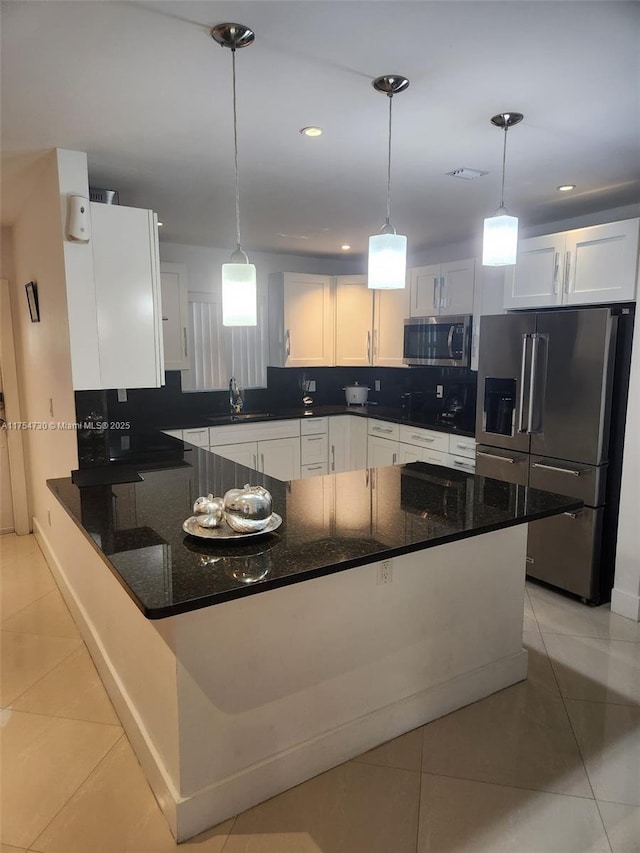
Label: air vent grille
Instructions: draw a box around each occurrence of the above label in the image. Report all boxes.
[89,187,119,204]
[446,168,488,181]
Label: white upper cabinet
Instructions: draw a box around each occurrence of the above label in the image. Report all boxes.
[268,273,334,367]
[409,259,475,317]
[334,274,408,367]
[471,262,507,371]
[335,276,373,366]
[89,202,164,389]
[505,218,639,310]
[160,262,189,371]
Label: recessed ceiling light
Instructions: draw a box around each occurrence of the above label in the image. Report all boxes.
[300,126,323,137]
[557,184,576,192]
[341,244,351,251]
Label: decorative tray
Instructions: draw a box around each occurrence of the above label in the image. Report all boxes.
[182,513,282,541]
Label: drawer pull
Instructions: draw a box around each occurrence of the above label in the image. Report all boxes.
[563,511,581,520]
[456,443,473,450]
[411,434,434,442]
[454,459,474,468]
[306,436,324,442]
[477,451,516,463]
[532,462,581,477]
[307,465,323,471]
[373,426,393,434]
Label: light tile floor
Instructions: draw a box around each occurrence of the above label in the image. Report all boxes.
[1,532,639,852]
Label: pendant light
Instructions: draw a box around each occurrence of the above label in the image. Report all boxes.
[368,75,409,290]
[482,111,524,267]
[211,23,257,326]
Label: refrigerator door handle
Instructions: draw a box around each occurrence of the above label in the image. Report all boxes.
[527,333,541,434]
[518,333,529,433]
[532,462,581,477]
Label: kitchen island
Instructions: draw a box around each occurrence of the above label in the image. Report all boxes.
[42,440,580,841]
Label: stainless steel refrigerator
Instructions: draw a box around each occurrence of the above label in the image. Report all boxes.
[475,307,633,604]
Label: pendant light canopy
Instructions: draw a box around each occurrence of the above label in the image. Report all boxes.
[211,23,257,326]
[482,111,524,267]
[368,75,409,290]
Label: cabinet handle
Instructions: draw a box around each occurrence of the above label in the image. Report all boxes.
[253,454,257,469]
[563,510,582,520]
[285,329,291,358]
[453,459,473,468]
[162,316,169,321]
[183,327,188,358]
[331,444,335,471]
[307,465,323,471]
[563,251,571,294]
[260,452,265,471]
[552,252,560,295]
[392,453,397,464]
[306,436,323,441]
[410,434,434,442]
[440,276,446,308]
[373,426,393,434]
[433,277,438,309]
[477,450,516,463]
[532,462,581,477]
[456,442,473,450]
[373,329,378,360]
[367,331,371,364]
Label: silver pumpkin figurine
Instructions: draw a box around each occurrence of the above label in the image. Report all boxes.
[223,484,272,533]
[193,494,225,529]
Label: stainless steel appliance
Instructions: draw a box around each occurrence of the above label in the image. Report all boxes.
[475,307,633,604]
[403,315,472,367]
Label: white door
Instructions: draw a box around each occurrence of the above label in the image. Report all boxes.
[409,264,441,317]
[283,273,334,367]
[373,287,409,367]
[367,435,399,467]
[259,437,301,480]
[504,232,565,310]
[565,219,639,305]
[160,263,189,370]
[335,276,373,366]
[440,258,475,314]
[0,365,14,533]
[211,441,258,469]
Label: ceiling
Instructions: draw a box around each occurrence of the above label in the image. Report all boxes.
[2,1,639,259]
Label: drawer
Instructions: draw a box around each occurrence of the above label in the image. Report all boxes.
[301,462,329,478]
[423,448,449,467]
[182,427,210,447]
[446,453,476,473]
[448,435,476,459]
[300,416,328,435]
[210,419,300,447]
[368,419,400,441]
[399,425,449,453]
[301,433,328,465]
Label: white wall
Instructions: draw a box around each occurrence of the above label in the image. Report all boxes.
[9,150,79,531]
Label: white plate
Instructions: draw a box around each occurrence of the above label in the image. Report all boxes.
[182,513,282,541]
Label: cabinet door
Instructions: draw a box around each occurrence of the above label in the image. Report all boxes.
[471,262,506,371]
[349,416,369,472]
[301,433,328,465]
[258,437,301,481]
[182,427,210,447]
[335,276,373,366]
[440,258,475,315]
[398,443,423,464]
[565,219,639,305]
[504,233,565,310]
[283,273,334,367]
[367,435,399,467]
[409,264,441,317]
[91,203,164,388]
[210,441,258,469]
[373,287,410,367]
[160,263,189,370]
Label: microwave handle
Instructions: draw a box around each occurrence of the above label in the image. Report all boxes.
[433,277,438,310]
[447,325,455,358]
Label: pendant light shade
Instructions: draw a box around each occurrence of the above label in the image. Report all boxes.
[368,75,409,290]
[211,23,257,326]
[482,112,523,267]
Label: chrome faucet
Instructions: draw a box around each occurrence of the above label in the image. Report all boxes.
[229,377,244,414]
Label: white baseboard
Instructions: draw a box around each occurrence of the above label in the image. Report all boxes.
[174,649,527,841]
[611,586,640,622]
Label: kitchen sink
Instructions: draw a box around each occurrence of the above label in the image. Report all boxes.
[208,412,271,424]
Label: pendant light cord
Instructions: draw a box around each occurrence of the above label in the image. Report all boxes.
[231,48,242,251]
[500,126,508,210]
[386,94,393,225]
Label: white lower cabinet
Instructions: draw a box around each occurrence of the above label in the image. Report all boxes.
[398,443,448,466]
[301,462,329,478]
[182,427,210,447]
[210,441,257,469]
[259,437,301,481]
[209,420,302,480]
[368,435,399,467]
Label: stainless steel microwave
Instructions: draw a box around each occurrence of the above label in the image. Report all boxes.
[403,315,472,368]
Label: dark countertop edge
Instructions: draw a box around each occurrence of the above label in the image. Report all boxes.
[47,476,581,621]
[159,406,476,438]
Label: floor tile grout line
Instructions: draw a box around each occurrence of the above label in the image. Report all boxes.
[5,704,123,728]
[417,767,598,802]
[28,731,126,853]
[1,625,81,641]
[219,815,239,851]
[539,629,640,645]
[350,756,423,774]
[3,639,86,710]
[0,587,59,626]
[539,630,614,852]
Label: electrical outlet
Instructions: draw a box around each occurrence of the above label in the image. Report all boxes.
[308,380,316,392]
[375,380,381,392]
[117,388,128,403]
[377,559,393,584]
[436,385,444,398]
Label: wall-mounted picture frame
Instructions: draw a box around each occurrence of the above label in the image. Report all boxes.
[25,281,40,322]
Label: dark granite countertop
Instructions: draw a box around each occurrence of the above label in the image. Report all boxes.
[50,443,581,620]
[160,404,476,438]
